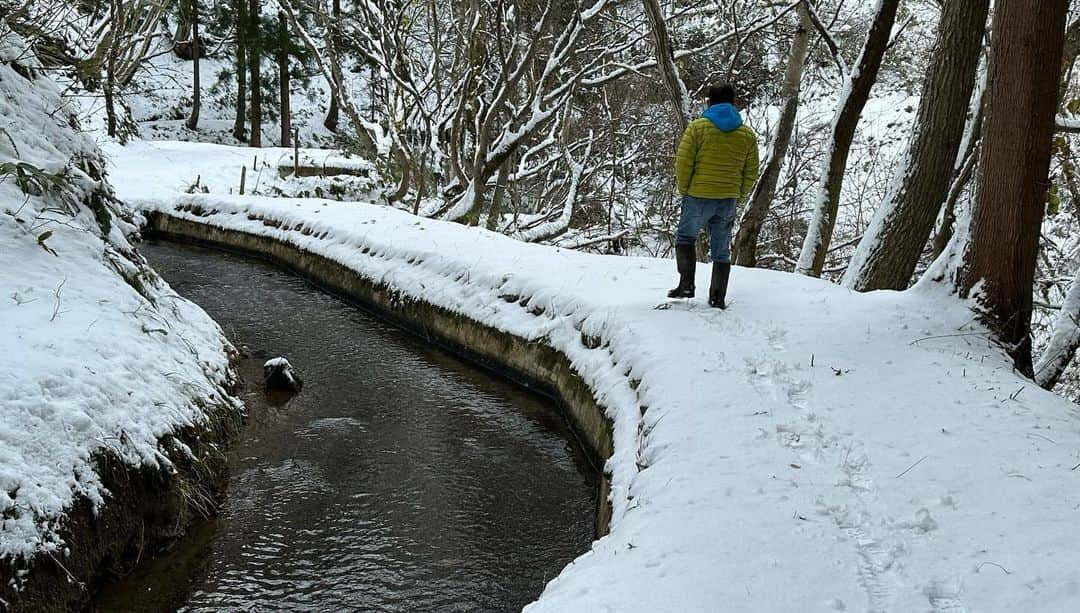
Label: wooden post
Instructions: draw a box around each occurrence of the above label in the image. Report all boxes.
[239,165,247,195]
[293,129,299,176]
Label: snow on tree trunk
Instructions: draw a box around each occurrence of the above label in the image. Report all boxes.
[733,1,812,268]
[918,190,972,290]
[1035,264,1080,389]
[842,0,989,292]
[323,0,342,132]
[795,0,899,278]
[962,0,1069,377]
[931,67,986,261]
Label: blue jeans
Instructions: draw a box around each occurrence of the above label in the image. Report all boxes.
[675,196,737,263]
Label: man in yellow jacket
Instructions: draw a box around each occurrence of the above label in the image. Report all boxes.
[668,84,759,309]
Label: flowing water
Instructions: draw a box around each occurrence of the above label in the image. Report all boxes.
[95,241,597,612]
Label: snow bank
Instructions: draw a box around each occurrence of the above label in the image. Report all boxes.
[115,139,1080,611]
[0,34,238,560]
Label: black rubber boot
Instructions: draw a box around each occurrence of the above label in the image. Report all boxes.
[708,262,731,309]
[667,244,696,298]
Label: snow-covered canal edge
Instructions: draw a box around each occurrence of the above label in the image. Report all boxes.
[126,188,1080,613]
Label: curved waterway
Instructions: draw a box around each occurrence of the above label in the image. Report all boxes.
[96,241,597,612]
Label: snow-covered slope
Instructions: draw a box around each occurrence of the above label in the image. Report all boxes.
[111,139,1080,612]
[0,33,238,560]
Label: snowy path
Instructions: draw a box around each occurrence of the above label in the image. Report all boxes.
[107,140,1080,612]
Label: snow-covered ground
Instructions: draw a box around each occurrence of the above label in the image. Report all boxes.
[109,139,1080,612]
[0,38,239,562]
[101,139,378,202]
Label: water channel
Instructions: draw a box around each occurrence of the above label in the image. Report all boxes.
[94,240,597,612]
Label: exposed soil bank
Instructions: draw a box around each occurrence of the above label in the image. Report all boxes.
[144,211,615,535]
[0,398,243,612]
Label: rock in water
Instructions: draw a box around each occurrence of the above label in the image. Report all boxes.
[263,357,303,394]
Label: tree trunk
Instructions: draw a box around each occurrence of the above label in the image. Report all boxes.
[247,0,262,148]
[843,0,989,291]
[796,0,900,277]
[184,0,201,131]
[232,0,248,141]
[486,158,512,231]
[105,0,121,139]
[962,0,1069,376]
[733,1,812,267]
[413,149,428,216]
[277,10,291,148]
[174,22,193,60]
[932,139,978,259]
[931,90,984,260]
[642,0,691,132]
[447,0,483,191]
[324,0,341,132]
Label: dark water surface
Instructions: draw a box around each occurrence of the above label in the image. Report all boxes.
[95,241,596,612]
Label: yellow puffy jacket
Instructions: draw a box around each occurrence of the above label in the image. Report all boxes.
[675,104,760,201]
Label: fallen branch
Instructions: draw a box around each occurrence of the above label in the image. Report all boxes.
[975,561,1011,575]
[894,455,927,479]
[909,331,989,346]
[50,276,66,322]
[559,229,631,251]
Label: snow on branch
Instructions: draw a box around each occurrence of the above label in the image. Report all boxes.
[1035,263,1080,390]
[515,132,594,243]
[1057,115,1080,134]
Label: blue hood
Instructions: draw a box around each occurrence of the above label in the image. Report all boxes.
[702,103,743,132]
